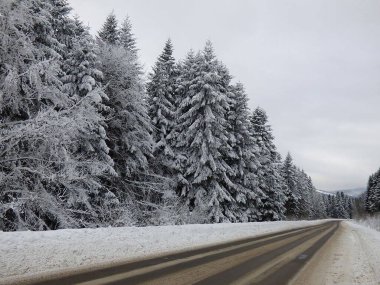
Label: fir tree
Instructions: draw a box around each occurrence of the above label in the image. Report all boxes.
[250,107,286,221]
[98,12,119,45]
[226,83,264,222]
[281,153,300,218]
[119,16,137,54]
[147,39,177,177]
[365,169,380,213]
[0,0,115,230]
[174,42,237,222]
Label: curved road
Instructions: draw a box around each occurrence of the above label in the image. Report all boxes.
[22,221,340,285]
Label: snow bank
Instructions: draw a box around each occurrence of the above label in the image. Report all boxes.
[352,215,380,232]
[0,220,326,281]
[292,221,380,285]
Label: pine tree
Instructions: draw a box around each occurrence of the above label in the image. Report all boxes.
[250,108,286,221]
[98,12,119,45]
[310,192,327,219]
[147,39,177,177]
[174,42,238,223]
[97,15,155,226]
[0,0,115,230]
[281,153,300,218]
[365,169,380,213]
[48,0,76,49]
[226,83,264,222]
[119,16,137,54]
[295,169,312,218]
[98,16,153,179]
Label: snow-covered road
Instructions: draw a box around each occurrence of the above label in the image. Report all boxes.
[1,220,379,284]
[0,220,326,283]
[292,221,380,285]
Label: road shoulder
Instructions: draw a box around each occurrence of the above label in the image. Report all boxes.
[291,221,379,285]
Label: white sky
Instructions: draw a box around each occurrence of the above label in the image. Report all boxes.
[68,0,380,191]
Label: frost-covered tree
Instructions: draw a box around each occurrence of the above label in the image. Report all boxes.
[147,39,177,178]
[119,16,137,54]
[226,83,264,222]
[294,169,313,218]
[250,107,286,221]
[174,42,241,223]
[365,169,380,213]
[48,0,76,49]
[96,16,156,226]
[310,192,327,219]
[0,0,115,231]
[98,12,119,45]
[281,153,300,218]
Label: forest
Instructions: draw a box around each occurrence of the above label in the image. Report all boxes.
[0,0,358,231]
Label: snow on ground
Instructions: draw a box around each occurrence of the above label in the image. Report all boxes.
[0,220,325,282]
[292,221,380,285]
[353,215,380,232]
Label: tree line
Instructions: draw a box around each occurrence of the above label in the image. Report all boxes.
[0,0,353,231]
[365,168,380,214]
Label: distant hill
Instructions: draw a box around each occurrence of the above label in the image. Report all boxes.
[317,187,366,197]
[316,189,335,196]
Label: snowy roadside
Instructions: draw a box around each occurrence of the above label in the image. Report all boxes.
[292,221,380,285]
[0,220,326,282]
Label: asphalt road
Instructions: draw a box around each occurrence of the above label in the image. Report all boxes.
[23,221,340,285]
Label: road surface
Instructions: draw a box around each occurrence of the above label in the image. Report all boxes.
[19,220,339,285]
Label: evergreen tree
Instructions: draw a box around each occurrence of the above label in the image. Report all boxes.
[0,0,115,231]
[295,169,312,218]
[174,42,237,223]
[281,153,300,218]
[310,192,327,219]
[365,169,380,213]
[97,15,155,226]
[98,12,119,45]
[147,39,177,177]
[225,83,264,222]
[250,107,286,221]
[98,16,153,179]
[48,0,76,49]
[119,16,137,54]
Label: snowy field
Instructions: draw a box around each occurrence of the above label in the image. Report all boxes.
[0,220,326,282]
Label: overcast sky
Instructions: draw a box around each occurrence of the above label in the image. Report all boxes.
[68,0,380,191]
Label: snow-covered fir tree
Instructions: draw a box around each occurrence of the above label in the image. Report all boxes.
[147,39,177,177]
[174,42,239,223]
[97,15,159,225]
[98,18,153,180]
[119,16,138,55]
[365,169,380,213]
[250,107,286,221]
[0,0,115,230]
[98,12,119,45]
[225,83,264,222]
[281,153,300,218]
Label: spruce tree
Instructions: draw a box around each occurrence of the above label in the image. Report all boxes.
[147,39,177,177]
[98,12,119,45]
[226,83,264,221]
[174,42,237,223]
[97,15,155,225]
[0,0,115,230]
[119,16,137,54]
[365,169,380,213]
[250,107,286,221]
[282,153,300,218]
